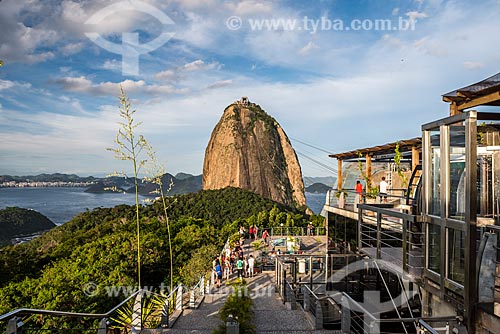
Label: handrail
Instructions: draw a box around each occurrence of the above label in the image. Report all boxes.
[0,289,143,321]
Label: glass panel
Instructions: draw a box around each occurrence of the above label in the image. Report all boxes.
[447,228,465,285]
[427,223,441,274]
[477,122,500,222]
[449,126,466,220]
[429,130,441,216]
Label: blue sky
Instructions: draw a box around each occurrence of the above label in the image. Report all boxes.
[0,0,499,177]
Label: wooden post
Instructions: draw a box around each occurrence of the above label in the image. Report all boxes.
[412,146,420,171]
[337,159,343,190]
[450,102,459,116]
[366,154,372,186]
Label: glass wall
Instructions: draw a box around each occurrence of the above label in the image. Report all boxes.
[449,126,466,220]
[427,223,441,274]
[447,228,465,285]
[477,122,500,222]
[429,129,441,216]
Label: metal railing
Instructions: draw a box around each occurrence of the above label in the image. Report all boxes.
[326,188,410,209]
[275,254,343,330]
[0,284,187,334]
[357,203,424,280]
[340,291,462,334]
[261,226,326,237]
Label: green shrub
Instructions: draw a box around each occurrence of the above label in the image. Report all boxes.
[213,283,255,334]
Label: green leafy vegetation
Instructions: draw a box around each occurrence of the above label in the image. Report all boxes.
[0,207,56,246]
[0,187,315,327]
[214,283,255,334]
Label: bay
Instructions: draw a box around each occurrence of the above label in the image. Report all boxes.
[0,187,148,225]
[305,192,326,215]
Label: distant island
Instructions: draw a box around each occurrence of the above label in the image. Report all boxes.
[305,182,332,194]
[0,207,56,246]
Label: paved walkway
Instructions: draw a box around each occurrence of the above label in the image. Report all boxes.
[167,236,336,334]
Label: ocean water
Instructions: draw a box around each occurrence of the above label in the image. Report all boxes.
[305,192,326,214]
[0,187,146,225]
[0,187,327,225]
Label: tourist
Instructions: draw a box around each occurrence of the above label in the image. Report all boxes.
[262,229,269,245]
[236,257,244,280]
[379,177,388,203]
[223,256,231,279]
[249,225,254,240]
[307,222,314,236]
[253,225,258,239]
[355,180,363,203]
[243,255,248,277]
[215,261,223,288]
[247,254,255,277]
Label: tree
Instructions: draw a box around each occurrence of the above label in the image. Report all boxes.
[107,87,148,288]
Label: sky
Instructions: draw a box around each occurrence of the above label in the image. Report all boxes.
[0,0,500,178]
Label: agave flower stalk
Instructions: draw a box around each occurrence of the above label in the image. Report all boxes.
[107,87,148,288]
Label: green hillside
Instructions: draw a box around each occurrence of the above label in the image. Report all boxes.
[0,207,56,246]
[0,187,318,326]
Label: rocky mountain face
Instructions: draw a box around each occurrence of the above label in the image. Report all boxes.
[203,98,306,208]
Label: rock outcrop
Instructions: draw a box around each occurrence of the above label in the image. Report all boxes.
[203,98,306,208]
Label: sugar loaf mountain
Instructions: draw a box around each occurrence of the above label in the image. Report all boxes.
[203,97,306,208]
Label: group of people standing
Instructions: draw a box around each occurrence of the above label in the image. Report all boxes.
[213,238,256,288]
[355,177,389,203]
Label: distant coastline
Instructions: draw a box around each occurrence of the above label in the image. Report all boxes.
[0,181,94,188]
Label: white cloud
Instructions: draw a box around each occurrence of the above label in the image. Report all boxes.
[206,79,233,89]
[0,79,31,91]
[463,61,484,70]
[59,42,85,56]
[155,69,177,81]
[225,1,273,16]
[54,76,187,96]
[406,11,428,22]
[183,59,220,71]
[101,59,122,72]
[298,41,319,56]
[392,7,400,16]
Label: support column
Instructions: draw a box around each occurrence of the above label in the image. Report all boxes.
[366,154,372,186]
[464,112,478,334]
[337,159,343,190]
[450,102,459,116]
[412,146,420,171]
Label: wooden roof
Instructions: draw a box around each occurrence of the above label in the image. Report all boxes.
[329,137,421,161]
[443,72,500,109]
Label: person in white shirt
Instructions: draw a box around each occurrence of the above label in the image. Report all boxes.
[247,255,255,277]
[379,177,389,203]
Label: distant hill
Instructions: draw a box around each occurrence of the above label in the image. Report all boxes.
[0,207,56,246]
[174,172,195,180]
[303,176,336,188]
[84,182,126,194]
[305,182,331,194]
[132,173,202,196]
[0,173,96,183]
